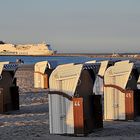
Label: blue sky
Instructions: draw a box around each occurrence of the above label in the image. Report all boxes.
[0,0,140,53]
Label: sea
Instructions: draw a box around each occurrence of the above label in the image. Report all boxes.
[0,55,111,65]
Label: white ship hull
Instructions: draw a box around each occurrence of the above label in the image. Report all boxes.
[0,41,55,56]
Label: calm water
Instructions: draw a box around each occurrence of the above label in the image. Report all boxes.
[0,56,108,64]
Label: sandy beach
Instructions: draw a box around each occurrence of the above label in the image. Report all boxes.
[0,91,140,140]
[0,63,140,140]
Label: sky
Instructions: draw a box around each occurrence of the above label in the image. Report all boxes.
[0,0,140,53]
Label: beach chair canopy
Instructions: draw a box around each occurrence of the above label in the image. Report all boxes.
[49,63,99,97]
[34,61,58,88]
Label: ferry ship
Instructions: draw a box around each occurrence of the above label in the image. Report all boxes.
[0,41,56,56]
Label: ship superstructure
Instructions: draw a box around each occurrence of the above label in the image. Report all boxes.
[0,41,55,56]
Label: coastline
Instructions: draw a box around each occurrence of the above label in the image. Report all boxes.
[0,53,140,59]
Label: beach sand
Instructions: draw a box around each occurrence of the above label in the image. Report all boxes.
[0,92,140,140]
